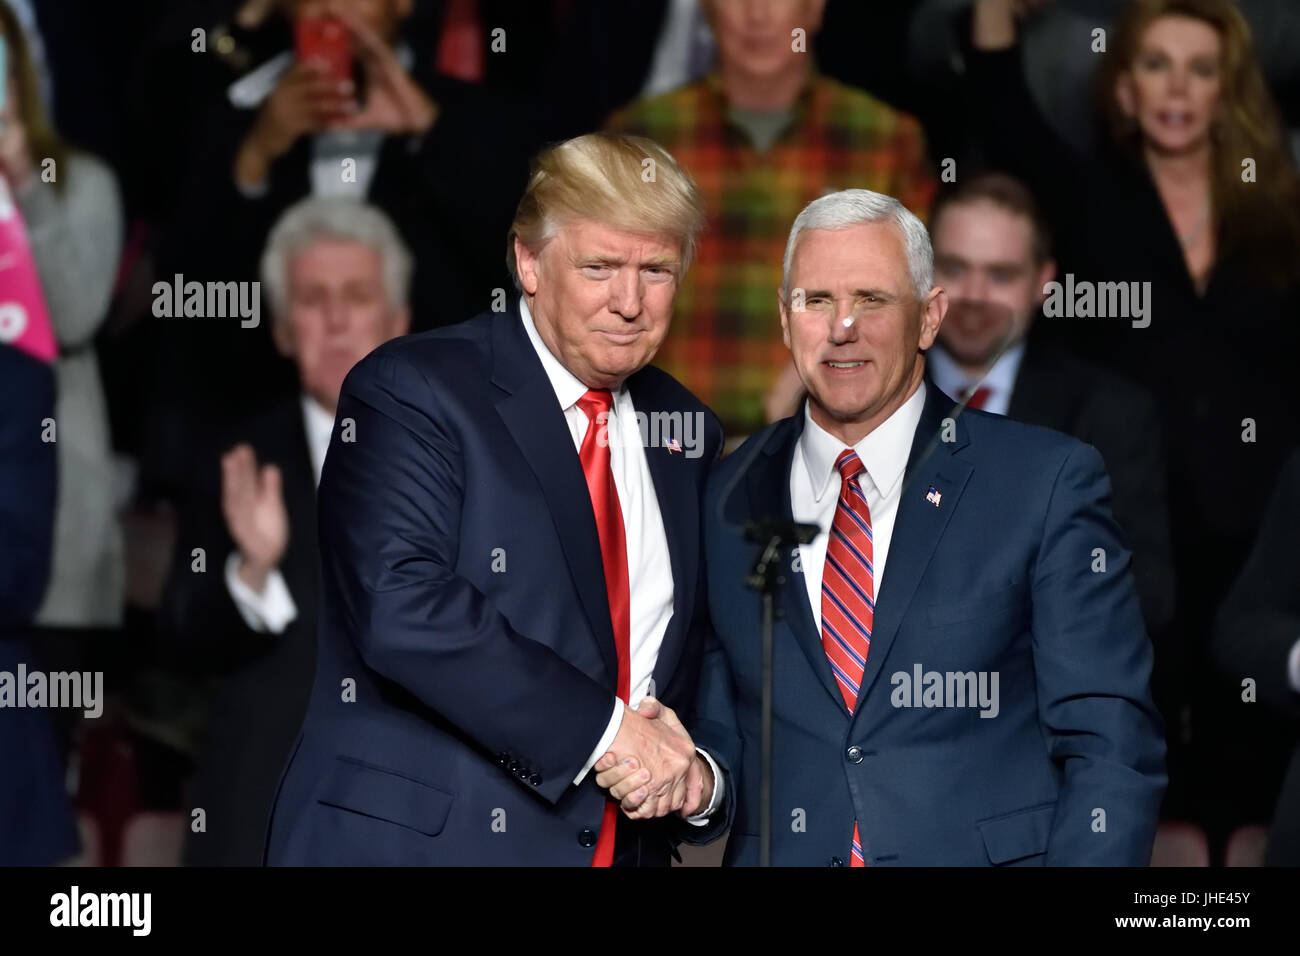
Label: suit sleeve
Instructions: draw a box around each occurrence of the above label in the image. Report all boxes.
[318,351,613,804]
[675,618,741,846]
[675,452,743,847]
[1032,442,1167,865]
[158,436,280,676]
[0,351,56,629]
[1211,452,1300,724]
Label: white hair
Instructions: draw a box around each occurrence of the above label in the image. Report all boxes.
[260,197,413,319]
[782,189,933,300]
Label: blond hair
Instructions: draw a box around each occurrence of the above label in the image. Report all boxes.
[506,133,706,289]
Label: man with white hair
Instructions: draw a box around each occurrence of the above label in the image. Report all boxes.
[162,196,411,866]
[600,188,1166,866]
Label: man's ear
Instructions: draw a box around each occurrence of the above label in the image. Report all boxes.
[392,305,411,338]
[514,237,541,296]
[917,286,947,351]
[1035,258,1058,306]
[778,290,792,349]
[271,314,295,358]
[807,0,829,34]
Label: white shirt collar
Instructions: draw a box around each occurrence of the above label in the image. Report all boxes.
[799,380,928,503]
[300,394,336,485]
[518,295,624,413]
[926,339,1026,406]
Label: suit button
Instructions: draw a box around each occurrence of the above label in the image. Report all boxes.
[509,760,521,773]
[578,828,597,847]
[498,753,509,767]
[830,856,845,867]
[846,746,863,764]
[529,773,542,786]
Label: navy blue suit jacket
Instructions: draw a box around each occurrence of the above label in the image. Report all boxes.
[0,345,78,865]
[685,384,1166,865]
[265,304,722,865]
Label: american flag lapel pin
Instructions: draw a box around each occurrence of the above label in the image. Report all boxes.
[666,437,683,454]
[925,485,942,507]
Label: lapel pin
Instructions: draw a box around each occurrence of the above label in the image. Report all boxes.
[925,485,942,507]
[665,437,683,454]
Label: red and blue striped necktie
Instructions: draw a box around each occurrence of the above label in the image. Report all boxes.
[820,449,874,866]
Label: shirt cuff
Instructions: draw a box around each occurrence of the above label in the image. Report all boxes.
[1288,637,1300,694]
[573,699,624,786]
[224,550,297,634]
[234,174,271,199]
[684,747,723,825]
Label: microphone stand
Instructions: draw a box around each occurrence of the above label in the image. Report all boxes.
[745,518,819,867]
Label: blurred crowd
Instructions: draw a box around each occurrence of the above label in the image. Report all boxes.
[2,0,1299,866]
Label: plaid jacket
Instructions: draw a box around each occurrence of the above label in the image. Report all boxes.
[608,71,936,435]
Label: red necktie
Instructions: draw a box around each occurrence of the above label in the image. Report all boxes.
[435,0,486,83]
[821,449,874,866]
[962,384,992,410]
[576,390,631,867]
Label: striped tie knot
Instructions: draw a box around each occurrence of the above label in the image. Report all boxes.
[576,389,614,422]
[835,448,863,484]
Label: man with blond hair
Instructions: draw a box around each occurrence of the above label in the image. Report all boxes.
[265,133,724,866]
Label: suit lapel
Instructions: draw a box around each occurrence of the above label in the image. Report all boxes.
[1006,338,1075,430]
[743,417,845,709]
[490,306,619,686]
[854,386,973,713]
[628,375,698,695]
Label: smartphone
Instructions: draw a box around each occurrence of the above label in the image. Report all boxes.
[294,15,351,84]
[0,34,8,115]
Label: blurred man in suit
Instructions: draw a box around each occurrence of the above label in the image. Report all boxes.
[162,197,410,865]
[1212,449,1300,865]
[266,133,723,866]
[600,188,1166,865]
[924,173,1175,637]
[0,344,79,865]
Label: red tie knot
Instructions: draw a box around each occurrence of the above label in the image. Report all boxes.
[835,449,863,484]
[576,389,614,422]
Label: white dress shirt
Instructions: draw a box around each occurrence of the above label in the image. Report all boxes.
[517,298,679,786]
[223,395,334,633]
[926,341,1026,417]
[691,382,927,824]
[794,382,927,631]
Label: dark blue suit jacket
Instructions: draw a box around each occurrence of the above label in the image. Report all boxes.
[0,345,79,865]
[265,304,722,865]
[685,384,1166,865]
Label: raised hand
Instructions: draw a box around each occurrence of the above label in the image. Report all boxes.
[235,59,353,187]
[221,444,289,592]
[326,2,437,135]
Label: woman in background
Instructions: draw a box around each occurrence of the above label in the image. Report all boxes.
[0,2,125,645]
[967,0,1300,857]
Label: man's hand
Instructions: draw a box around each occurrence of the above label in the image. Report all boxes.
[221,444,289,593]
[327,3,437,135]
[594,698,715,820]
[234,60,352,187]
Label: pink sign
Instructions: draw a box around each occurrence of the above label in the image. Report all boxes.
[0,175,56,363]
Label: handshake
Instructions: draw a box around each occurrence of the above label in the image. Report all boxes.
[593,698,715,821]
